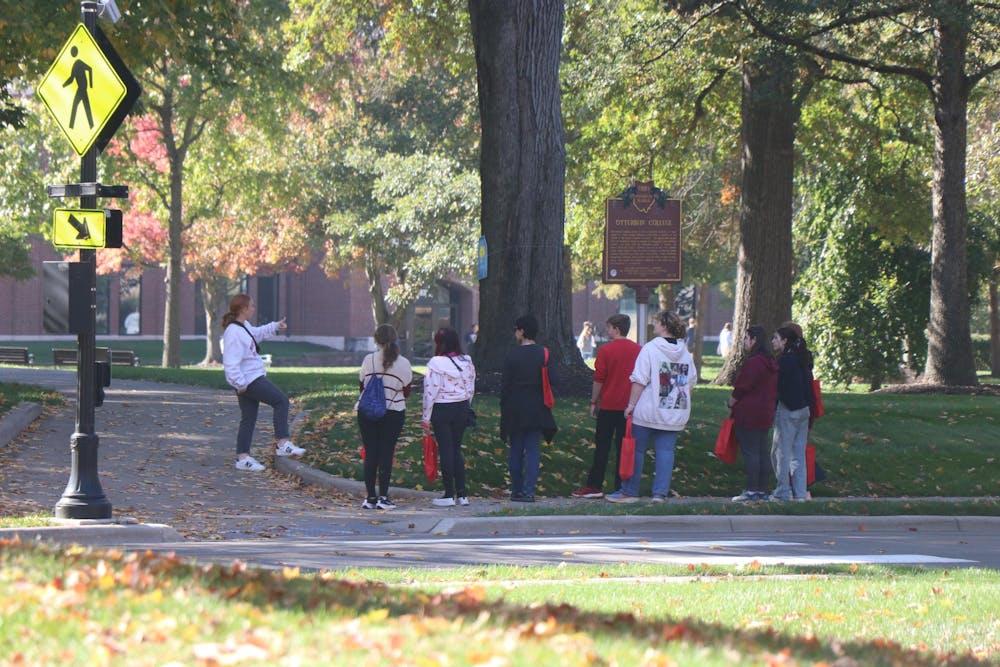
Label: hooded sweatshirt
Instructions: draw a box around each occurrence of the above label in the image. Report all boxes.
[629,336,697,431]
[421,353,476,423]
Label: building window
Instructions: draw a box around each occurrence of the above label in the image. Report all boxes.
[119,274,141,335]
[256,275,280,325]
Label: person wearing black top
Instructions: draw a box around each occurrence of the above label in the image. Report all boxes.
[770,325,814,501]
[500,314,558,502]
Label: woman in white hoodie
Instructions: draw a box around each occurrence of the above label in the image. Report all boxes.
[222,294,305,472]
[607,311,696,503]
[422,326,476,507]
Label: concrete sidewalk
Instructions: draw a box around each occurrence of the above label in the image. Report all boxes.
[2,367,998,548]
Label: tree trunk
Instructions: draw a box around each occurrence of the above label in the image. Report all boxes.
[364,256,390,327]
[990,275,999,378]
[162,154,183,368]
[693,282,709,376]
[922,9,978,385]
[469,0,583,387]
[714,46,798,385]
[200,277,230,365]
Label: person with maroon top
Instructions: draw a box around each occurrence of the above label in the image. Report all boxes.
[726,324,778,502]
[572,314,642,499]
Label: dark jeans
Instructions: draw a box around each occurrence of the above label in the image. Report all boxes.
[430,401,469,498]
[358,409,405,498]
[509,429,542,496]
[586,409,626,490]
[236,376,290,455]
[735,424,771,493]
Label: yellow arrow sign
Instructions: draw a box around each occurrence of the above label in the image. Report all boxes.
[37,24,130,157]
[53,208,110,249]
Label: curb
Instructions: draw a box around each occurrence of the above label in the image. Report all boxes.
[0,522,183,546]
[0,401,43,449]
[274,456,438,501]
[435,514,1000,536]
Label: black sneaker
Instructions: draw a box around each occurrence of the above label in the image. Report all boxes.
[361,497,377,509]
[376,496,396,510]
[511,494,535,503]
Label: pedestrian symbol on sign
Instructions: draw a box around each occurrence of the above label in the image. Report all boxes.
[64,46,94,130]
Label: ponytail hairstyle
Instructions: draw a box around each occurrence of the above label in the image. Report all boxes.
[374,324,400,371]
[656,311,686,339]
[222,294,251,329]
[745,324,771,357]
[775,325,813,371]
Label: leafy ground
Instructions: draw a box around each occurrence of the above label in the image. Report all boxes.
[1,539,995,666]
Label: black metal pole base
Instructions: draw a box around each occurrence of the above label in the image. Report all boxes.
[55,431,112,519]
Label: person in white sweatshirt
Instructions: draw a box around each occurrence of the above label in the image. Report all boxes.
[607,310,696,503]
[221,294,304,472]
[421,326,476,507]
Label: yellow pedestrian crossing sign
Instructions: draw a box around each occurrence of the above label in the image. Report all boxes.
[52,208,123,249]
[37,23,141,157]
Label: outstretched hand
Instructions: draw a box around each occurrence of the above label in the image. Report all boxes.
[277,317,287,331]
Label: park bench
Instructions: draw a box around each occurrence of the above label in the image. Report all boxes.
[0,346,33,365]
[52,348,140,366]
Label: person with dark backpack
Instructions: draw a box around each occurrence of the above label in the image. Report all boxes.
[357,324,413,510]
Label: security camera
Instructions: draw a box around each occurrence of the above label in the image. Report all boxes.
[97,0,122,24]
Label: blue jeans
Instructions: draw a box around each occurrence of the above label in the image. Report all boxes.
[619,424,677,498]
[771,404,810,499]
[236,376,290,455]
[509,430,542,496]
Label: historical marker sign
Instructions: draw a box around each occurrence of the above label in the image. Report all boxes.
[37,23,141,157]
[603,181,682,284]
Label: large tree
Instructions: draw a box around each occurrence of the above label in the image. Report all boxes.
[730,0,1000,385]
[468,0,581,380]
[106,1,293,367]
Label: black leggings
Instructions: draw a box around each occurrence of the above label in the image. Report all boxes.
[358,409,405,498]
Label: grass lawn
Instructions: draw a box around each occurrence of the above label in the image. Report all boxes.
[0,541,994,666]
[293,364,1000,501]
[0,382,64,419]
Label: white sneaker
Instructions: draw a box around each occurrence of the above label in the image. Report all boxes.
[458,496,470,506]
[432,497,456,507]
[235,456,265,471]
[275,440,305,457]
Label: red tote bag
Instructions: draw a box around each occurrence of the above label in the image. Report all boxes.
[422,433,438,483]
[806,444,817,485]
[619,416,636,480]
[713,418,738,465]
[812,379,825,419]
[541,347,555,409]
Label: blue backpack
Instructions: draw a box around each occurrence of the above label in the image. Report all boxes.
[359,358,387,420]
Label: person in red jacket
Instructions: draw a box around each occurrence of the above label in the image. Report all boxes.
[726,324,778,502]
[572,314,642,498]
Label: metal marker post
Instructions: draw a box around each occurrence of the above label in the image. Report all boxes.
[55,0,111,519]
[634,286,650,346]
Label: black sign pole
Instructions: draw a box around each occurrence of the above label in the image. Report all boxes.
[55,0,111,520]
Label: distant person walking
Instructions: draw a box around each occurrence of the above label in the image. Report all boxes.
[607,311,696,503]
[222,294,304,472]
[573,314,641,499]
[501,314,558,502]
[422,327,476,507]
[685,317,698,349]
[771,325,815,501]
[717,322,733,358]
[357,324,413,510]
[576,321,595,360]
[727,325,778,502]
